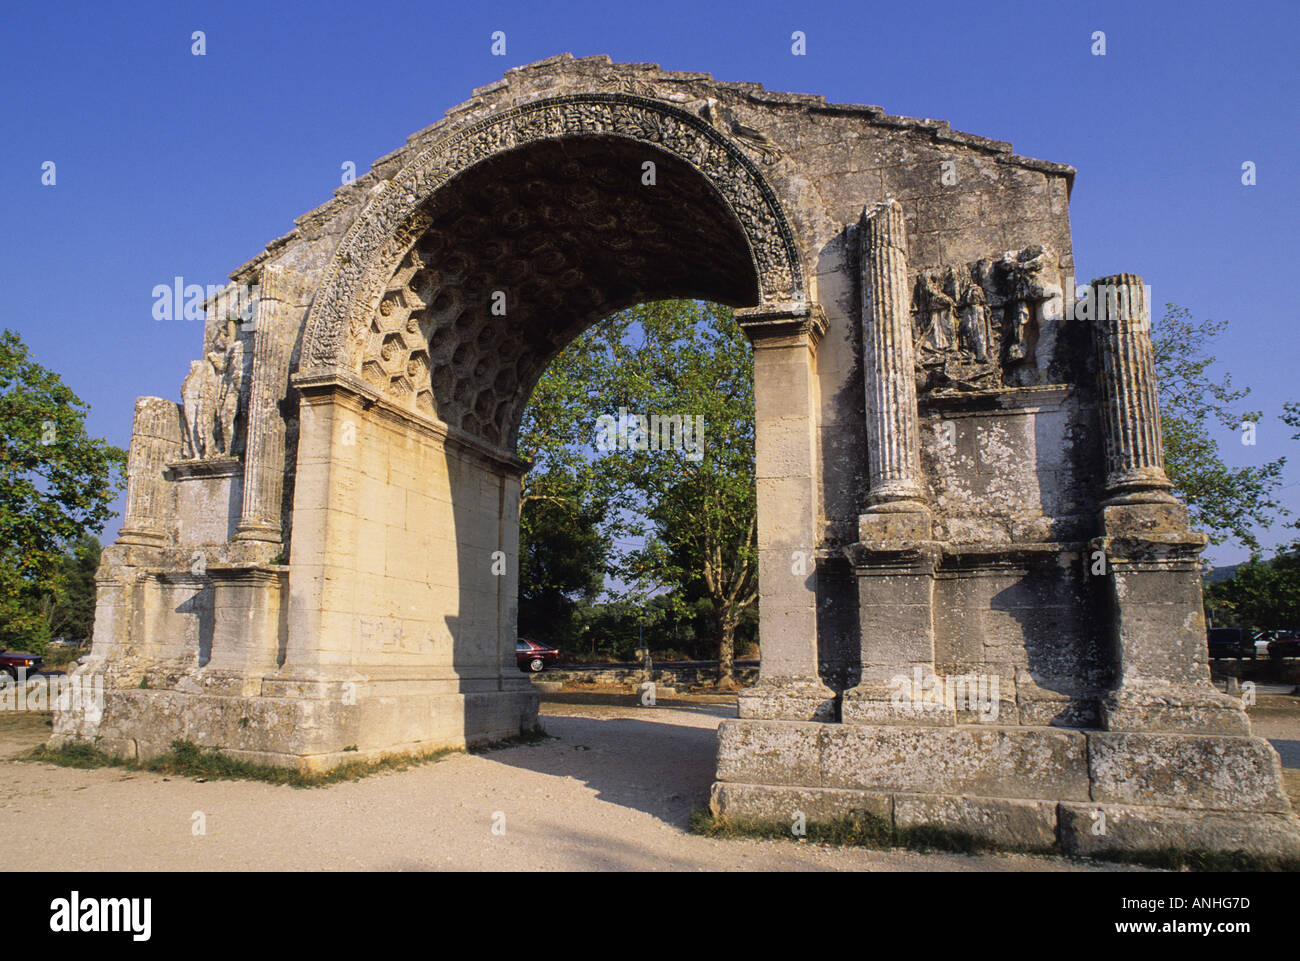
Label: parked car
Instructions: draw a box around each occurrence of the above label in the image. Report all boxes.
[0,650,43,679]
[516,638,560,673]
[1267,636,1300,659]
[1207,627,1254,659]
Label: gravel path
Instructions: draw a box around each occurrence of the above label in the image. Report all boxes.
[0,700,1151,871]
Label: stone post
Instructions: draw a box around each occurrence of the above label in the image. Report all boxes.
[117,397,184,547]
[734,302,835,721]
[842,201,943,724]
[236,265,301,548]
[1090,274,1248,735]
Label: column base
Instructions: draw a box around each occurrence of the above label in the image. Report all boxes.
[841,682,955,725]
[737,678,836,721]
[234,521,283,544]
[116,527,168,548]
[1101,682,1251,736]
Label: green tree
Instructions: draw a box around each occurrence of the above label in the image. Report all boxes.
[1204,547,1300,631]
[517,468,610,648]
[600,301,757,687]
[515,317,624,649]
[0,330,125,652]
[1152,305,1286,550]
[516,300,759,684]
[39,534,102,644]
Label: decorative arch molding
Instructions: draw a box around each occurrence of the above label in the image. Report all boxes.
[300,93,806,371]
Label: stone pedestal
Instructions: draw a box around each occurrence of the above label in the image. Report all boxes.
[841,542,947,725]
[202,567,288,687]
[710,718,1300,858]
[1094,504,1250,735]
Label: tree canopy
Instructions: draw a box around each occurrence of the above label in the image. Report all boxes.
[1151,305,1287,551]
[515,301,758,682]
[0,330,124,651]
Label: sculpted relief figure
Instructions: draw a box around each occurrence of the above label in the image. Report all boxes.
[913,270,956,358]
[913,266,998,390]
[910,244,1059,392]
[957,279,990,363]
[181,358,219,459]
[1000,244,1052,364]
[214,321,245,456]
[180,319,245,459]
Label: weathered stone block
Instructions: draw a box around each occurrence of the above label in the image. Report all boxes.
[710,782,892,824]
[1087,732,1291,812]
[1059,802,1300,860]
[819,724,1090,800]
[894,793,1058,850]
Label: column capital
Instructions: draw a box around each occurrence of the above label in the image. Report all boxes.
[859,198,907,250]
[735,301,826,348]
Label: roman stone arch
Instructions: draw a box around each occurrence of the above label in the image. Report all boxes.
[56,56,1300,859]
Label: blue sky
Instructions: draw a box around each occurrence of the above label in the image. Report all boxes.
[2,0,1297,565]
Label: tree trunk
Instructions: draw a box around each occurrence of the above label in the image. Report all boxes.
[715,611,737,689]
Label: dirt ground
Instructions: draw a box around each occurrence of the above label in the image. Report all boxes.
[0,694,1296,872]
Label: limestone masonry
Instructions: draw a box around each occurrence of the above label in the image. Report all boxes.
[54,55,1300,858]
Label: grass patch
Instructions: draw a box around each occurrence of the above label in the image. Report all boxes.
[26,728,552,788]
[689,807,1300,872]
[689,807,1005,857]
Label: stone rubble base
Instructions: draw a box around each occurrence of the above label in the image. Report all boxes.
[710,718,1300,859]
[51,681,539,773]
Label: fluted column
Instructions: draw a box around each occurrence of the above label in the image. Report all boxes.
[117,397,184,547]
[860,200,926,512]
[236,265,301,545]
[1091,273,1174,504]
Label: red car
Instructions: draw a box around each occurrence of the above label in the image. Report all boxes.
[0,650,43,679]
[516,638,559,673]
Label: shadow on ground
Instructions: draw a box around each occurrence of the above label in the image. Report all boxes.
[485,701,735,827]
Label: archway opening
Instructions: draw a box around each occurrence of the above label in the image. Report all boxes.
[513,299,761,688]
[353,136,762,451]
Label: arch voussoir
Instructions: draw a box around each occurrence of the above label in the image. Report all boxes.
[301,93,805,373]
